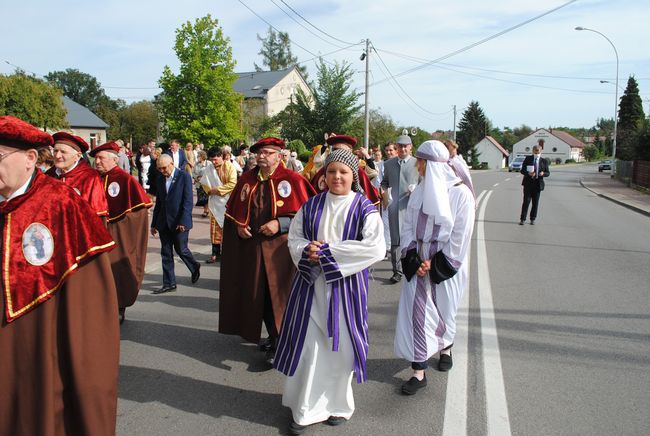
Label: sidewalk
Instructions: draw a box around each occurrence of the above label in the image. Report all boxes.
[580,172,650,217]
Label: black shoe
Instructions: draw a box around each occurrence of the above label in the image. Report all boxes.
[389,273,402,284]
[265,348,276,366]
[258,336,273,352]
[438,351,453,372]
[401,374,427,395]
[289,420,308,435]
[519,220,525,225]
[118,307,126,325]
[530,220,535,225]
[191,265,201,283]
[153,285,176,294]
[326,416,347,426]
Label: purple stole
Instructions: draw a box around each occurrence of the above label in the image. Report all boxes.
[274,192,377,383]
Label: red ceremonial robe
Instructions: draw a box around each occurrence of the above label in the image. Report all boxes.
[0,170,119,435]
[220,164,316,343]
[45,159,109,217]
[310,165,381,206]
[101,166,152,308]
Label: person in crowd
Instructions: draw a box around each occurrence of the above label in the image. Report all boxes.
[115,139,131,173]
[244,153,257,172]
[46,132,109,218]
[147,146,163,199]
[519,142,549,225]
[222,145,243,176]
[164,139,188,170]
[91,141,153,323]
[202,147,237,263]
[135,141,154,190]
[150,154,201,294]
[193,150,210,217]
[219,137,315,366]
[236,144,249,168]
[444,139,475,200]
[184,142,196,174]
[36,146,54,172]
[290,151,304,172]
[275,149,385,434]
[0,116,119,435]
[394,140,475,395]
[310,134,380,206]
[380,133,420,283]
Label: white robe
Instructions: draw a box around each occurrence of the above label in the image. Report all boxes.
[394,183,475,362]
[283,191,385,425]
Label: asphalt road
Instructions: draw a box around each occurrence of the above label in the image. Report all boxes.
[117,164,650,435]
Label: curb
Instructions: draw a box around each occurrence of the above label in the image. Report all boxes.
[580,178,650,218]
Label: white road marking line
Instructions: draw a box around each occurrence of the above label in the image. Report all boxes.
[476,190,512,435]
[493,183,499,187]
[504,178,511,182]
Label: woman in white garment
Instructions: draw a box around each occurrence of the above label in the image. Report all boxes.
[275,149,385,435]
[394,140,475,395]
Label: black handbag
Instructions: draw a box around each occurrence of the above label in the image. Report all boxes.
[429,250,458,284]
[401,248,423,282]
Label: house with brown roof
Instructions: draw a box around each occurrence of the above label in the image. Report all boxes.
[473,136,510,170]
[511,128,585,163]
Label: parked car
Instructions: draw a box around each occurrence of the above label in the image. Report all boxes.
[509,156,526,172]
[598,160,612,172]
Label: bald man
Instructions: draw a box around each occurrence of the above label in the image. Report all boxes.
[151,155,200,293]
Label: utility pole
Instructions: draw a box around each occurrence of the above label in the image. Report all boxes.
[363,39,370,150]
[452,104,457,141]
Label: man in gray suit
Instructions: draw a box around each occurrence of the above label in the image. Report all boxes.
[380,134,420,283]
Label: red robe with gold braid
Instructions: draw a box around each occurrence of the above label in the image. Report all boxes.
[101,165,152,308]
[225,163,316,227]
[310,165,381,206]
[45,159,109,217]
[220,164,316,344]
[0,170,115,322]
[0,170,120,435]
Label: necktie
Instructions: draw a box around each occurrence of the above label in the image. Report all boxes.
[535,157,539,178]
[399,159,404,166]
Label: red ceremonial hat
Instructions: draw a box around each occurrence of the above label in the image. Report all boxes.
[326,134,357,149]
[251,137,285,153]
[0,115,53,149]
[89,141,120,157]
[53,131,89,153]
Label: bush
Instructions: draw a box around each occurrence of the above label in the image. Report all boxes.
[565,158,576,164]
[298,151,312,163]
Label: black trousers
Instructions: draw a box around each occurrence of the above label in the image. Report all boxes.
[520,186,541,221]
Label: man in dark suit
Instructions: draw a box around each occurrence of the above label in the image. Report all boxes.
[164,139,188,170]
[519,144,550,225]
[150,154,200,293]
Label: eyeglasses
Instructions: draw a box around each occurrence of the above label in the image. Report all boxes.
[0,149,23,162]
[257,149,278,156]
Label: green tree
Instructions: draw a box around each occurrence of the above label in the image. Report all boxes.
[457,101,489,168]
[0,71,68,130]
[616,75,645,160]
[513,124,533,141]
[255,27,307,78]
[119,100,159,146]
[45,68,108,113]
[348,109,397,148]
[274,59,361,147]
[158,15,242,145]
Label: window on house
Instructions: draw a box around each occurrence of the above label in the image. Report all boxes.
[89,133,97,148]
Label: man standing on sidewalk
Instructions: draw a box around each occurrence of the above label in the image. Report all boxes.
[219,137,315,366]
[519,143,549,225]
[150,154,200,293]
[91,141,153,323]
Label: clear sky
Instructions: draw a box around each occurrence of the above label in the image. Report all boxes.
[3,0,649,132]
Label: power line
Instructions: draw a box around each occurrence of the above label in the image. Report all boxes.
[277,0,359,46]
[268,0,345,49]
[371,0,579,87]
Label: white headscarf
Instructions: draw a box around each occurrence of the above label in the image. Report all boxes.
[410,140,461,241]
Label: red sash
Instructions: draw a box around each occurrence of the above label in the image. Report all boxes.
[102,166,152,222]
[225,164,316,226]
[45,160,109,216]
[0,171,115,322]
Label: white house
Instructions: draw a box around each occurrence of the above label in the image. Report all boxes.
[234,66,311,118]
[511,128,585,163]
[474,136,509,170]
[54,96,109,148]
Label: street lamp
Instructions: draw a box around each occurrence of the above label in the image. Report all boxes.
[576,26,619,174]
[599,80,625,92]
